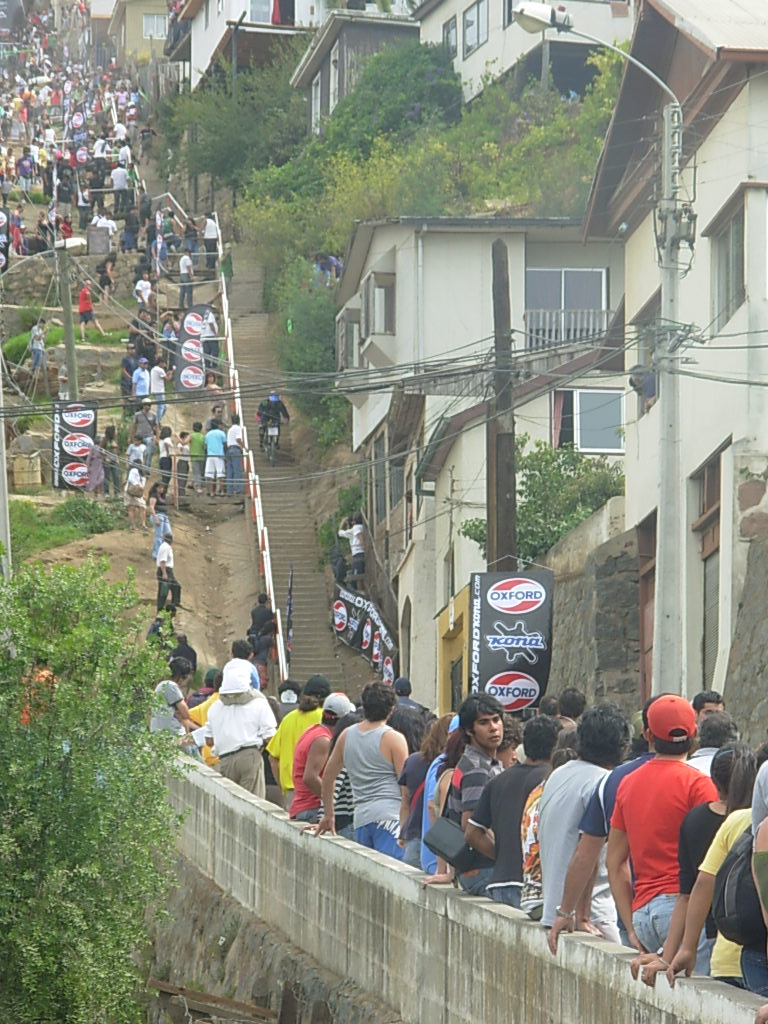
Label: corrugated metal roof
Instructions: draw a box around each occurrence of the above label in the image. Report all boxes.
[650,0,768,57]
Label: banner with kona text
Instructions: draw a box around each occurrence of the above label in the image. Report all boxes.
[332,584,398,684]
[173,305,210,393]
[52,401,98,489]
[468,569,554,712]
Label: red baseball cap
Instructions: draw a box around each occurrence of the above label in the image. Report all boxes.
[647,693,697,743]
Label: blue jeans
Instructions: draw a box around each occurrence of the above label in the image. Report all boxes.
[141,436,155,469]
[634,894,711,973]
[31,348,47,370]
[103,463,120,496]
[355,820,404,861]
[741,947,768,995]
[152,513,170,558]
[489,884,521,908]
[458,866,494,896]
[226,446,244,494]
[292,808,320,824]
[154,398,167,422]
[402,838,422,868]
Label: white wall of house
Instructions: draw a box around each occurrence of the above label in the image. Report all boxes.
[417,0,632,99]
[621,77,768,694]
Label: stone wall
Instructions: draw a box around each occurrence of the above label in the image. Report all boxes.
[168,764,762,1024]
[544,500,641,714]
[2,251,137,308]
[723,533,768,746]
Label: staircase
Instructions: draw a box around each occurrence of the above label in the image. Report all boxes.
[229,250,366,693]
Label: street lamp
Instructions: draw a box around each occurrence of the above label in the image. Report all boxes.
[514,2,690,697]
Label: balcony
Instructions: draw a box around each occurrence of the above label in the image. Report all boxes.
[524,308,612,351]
[164,17,191,59]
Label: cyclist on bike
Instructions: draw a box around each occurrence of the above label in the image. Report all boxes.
[257,391,290,449]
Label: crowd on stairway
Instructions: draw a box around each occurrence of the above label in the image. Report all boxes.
[149,655,768,1014]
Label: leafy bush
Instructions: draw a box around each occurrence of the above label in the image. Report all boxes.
[10,494,127,561]
[3,325,126,365]
[457,433,624,561]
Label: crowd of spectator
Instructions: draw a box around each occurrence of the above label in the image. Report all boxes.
[149,667,768,1011]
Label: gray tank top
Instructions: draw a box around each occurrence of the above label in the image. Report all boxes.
[343,723,402,829]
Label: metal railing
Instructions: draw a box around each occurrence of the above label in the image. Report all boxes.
[164,18,191,57]
[524,308,612,350]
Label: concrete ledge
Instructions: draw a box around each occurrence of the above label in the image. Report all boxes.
[170,762,763,1024]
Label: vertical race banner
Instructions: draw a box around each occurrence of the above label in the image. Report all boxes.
[468,569,554,712]
[52,401,98,489]
[331,584,398,683]
[173,304,208,394]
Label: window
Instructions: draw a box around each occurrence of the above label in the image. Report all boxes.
[713,205,745,333]
[389,455,404,510]
[143,13,168,37]
[336,309,360,371]
[373,435,387,524]
[250,0,271,21]
[361,273,395,339]
[525,267,608,348]
[502,0,514,27]
[310,73,321,134]
[692,451,722,687]
[637,512,656,701]
[442,16,457,59]
[463,0,487,58]
[329,42,339,113]
[217,0,223,12]
[554,389,623,453]
[204,0,209,28]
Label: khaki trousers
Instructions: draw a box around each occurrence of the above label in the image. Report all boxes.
[217,746,265,798]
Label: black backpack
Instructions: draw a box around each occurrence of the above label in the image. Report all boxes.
[712,826,767,947]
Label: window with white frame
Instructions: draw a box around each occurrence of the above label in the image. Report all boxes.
[525,267,608,348]
[204,0,209,28]
[310,73,321,134]
[712,203,745,333]
[143,13,168,37]
[463,0,487,58]
[336,309,360,371]
[553,389,624,453]
[361,272,395,339]
[442,16,457,59]
[329,42,340,113]
[217,0,223,13]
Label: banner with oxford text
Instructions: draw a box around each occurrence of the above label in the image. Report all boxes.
[332,584,398,684]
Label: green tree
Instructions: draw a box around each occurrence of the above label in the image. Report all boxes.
[458,434,624,561]
[163,41,308,190]
[0,560,181,1023]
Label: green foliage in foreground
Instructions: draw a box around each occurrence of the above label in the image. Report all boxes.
[0,559,181,1023]
[10,494,128,561]
[458,434,625,561]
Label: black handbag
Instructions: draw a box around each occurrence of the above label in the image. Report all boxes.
[423,773,478,874]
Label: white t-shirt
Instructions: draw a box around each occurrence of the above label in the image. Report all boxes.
[156,540,174,570]
[93,137,107,159]
[205,692,277,757]
[135,279,152,305]
[113,121,127,141]
[125,463,145,488]
[150,364,166,394]
[110,165,128,190]
[226,424,243,447]
[150,680,185,736]
[118,143,131,166]
[203,218,217,240]
[179,253,193,276]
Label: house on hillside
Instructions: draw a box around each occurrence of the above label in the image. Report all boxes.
[109,0,169,65]
[290,11,418,135]
[584,0,768,704]
[414,0,633,100]
[335,216,625,709]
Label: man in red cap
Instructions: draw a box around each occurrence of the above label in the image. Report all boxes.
[606,693,717,956]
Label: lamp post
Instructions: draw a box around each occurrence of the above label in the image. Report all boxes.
[513,2,691,696]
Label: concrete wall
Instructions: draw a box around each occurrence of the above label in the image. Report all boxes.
[171,764,763,1024]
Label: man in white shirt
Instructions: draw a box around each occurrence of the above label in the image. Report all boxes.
[113,120,127,142]
[205,655,277,797]
[134,270,153,311]
[202,213,218,269]
[226,413,245,495]
[118,142,131,167]
[110,163,129,214]
[179,250,194,309]
[150,356,169,421]
[156,530,181,612]
[201,308,219,371]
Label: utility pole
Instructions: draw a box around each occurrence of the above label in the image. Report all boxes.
[57,245,79,401]
[0,360,12,580]
[231,12,246,86]
[486,238,517,571]
[652,102,685,695]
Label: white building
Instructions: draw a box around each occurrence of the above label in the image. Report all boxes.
[584,0,768,700]
[336,216,625,708]
[414,0,634,99]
